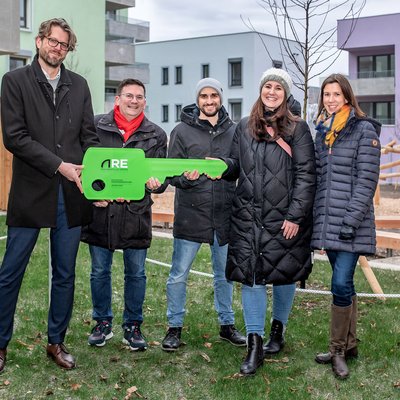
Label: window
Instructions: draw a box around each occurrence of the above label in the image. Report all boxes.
[19,0,31,29]
[228,58,242,87]
[359,101,395,125]
[175,104,182,122]
[229,100,242,123]
[162,105,169,122]
[9,57,27,71]
[358,54,395,78]
[162,67,169,85]
[105,87,117,103]
[175,66,182,84]
[201,64,209,79]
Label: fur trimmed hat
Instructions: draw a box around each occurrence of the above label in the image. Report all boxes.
[259,68,292,99]
[195,78,223,105]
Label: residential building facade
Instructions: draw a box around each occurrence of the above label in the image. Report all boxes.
[337,13,399,172]
[135,32,304,134]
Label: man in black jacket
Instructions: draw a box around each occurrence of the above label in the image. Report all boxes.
[161,78,245,351]
[0,18,99,372]
[81,78,167,352]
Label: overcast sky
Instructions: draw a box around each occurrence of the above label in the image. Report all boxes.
[131,0,400,41]
[129,0,400,80]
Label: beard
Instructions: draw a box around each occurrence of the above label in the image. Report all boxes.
[39,48,66,68]
[199,105,220,117]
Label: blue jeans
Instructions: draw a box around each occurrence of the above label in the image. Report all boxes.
[327,251,359,307]
[166,233,234,327]
[0,187,81,348]
[241,283,296,336]
[89,245,147,326]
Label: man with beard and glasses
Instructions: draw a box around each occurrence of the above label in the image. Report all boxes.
[161,78,246,352]
[0,18,99,372]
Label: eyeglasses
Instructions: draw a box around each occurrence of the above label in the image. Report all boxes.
[119,93,145,101]
[46,37,70,51]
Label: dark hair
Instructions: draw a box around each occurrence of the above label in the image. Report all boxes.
[317,74,365,118]
[248,96,298,141]
[116,78,146,97]
[36,18,77,53]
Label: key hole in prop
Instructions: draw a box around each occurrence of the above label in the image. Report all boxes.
[92,179,106,192]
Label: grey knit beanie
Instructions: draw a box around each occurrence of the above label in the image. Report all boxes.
[259,68,292,99]
[195,78,223,105]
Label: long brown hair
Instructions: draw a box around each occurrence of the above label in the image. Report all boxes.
[317,74,366,118]
[248,96,298,141]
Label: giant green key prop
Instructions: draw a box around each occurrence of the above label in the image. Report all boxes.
[81,147,227,200]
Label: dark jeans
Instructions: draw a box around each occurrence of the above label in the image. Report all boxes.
[0,187,81,348]
[326,250,359,307]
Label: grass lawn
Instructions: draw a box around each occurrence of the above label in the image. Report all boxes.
[0,217,399,399]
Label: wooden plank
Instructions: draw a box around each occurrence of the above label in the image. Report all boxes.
[375,216,400,229]
[152,210,174,228]
[376,230,400,250]
[359,255,385,300]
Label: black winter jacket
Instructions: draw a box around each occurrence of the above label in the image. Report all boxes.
[224,118,316,286]
[311,110,381,255]
[1,55,99,228]
[168,104,236,245]
[80,111,167,250]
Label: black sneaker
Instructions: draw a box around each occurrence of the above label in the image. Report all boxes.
[88,320,113,347]
[123,322,147,351]
[161,327,182,352]
[219,324,246,347]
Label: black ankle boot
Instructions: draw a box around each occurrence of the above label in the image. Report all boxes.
[263,319,284,356]
[240,333,264,376]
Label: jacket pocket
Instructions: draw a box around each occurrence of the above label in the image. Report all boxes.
[120,197,152,240]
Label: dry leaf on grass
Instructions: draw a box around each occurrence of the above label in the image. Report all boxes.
[204,342,212,349]
[124,385,144,399]
[200,352,211,362]
[71,383,81,390]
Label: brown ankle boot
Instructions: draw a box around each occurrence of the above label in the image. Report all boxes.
[330,304,352,379]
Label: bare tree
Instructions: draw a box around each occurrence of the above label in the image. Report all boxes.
[243,0,366,119]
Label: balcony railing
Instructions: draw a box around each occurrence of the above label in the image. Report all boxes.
[106,12,149,28]
[356,69,395,79]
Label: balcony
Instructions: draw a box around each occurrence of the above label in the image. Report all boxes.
[0,0,19,55]
[106,0,135,11]
[105,41,135,66]
[106,14,149,43]
[105,63,149,85]
[348,76,395,97]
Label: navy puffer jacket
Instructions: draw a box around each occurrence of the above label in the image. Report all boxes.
[311,110,381,255]
[224,118,316,286]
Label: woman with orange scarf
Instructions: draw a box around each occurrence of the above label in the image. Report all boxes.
[312,74,381,379]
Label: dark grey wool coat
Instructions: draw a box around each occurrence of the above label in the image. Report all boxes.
[311,110,381,255]
[1,55,99,228]
[224,118,316,286]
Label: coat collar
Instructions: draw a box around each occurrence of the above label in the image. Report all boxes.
[31,55,72,86]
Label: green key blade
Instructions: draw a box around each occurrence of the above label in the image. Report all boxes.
[81,147,227,200]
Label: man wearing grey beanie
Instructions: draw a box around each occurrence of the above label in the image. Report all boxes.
[161,78,245,352]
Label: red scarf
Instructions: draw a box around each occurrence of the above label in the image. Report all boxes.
[113,105,145,142]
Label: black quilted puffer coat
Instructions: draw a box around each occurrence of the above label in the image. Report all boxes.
[311,111,381,255]
[223,118,316,286]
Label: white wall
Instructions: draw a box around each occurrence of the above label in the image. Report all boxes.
[135,32,304,133]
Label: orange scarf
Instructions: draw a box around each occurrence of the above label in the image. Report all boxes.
[114,105,145,142]
[315,104,351,147]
